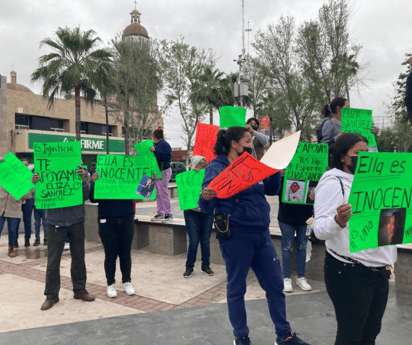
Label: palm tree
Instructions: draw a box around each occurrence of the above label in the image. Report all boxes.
[31,26,113,141]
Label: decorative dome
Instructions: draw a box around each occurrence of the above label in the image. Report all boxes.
[123,9,149,39]
[7,70,34,94]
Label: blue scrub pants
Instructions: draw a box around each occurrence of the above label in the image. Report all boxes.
[219,230,291,339]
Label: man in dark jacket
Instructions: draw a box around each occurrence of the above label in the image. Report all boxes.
[405,56,412,125]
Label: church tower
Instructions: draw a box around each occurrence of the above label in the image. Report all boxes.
[123,7,150,44]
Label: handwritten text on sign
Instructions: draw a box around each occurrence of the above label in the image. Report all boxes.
[176,169,206,210]
[348,152,412,252]
[34,142,83,209]
[192,123,219,164]
[208,153,278,199]
[341,108,377,149]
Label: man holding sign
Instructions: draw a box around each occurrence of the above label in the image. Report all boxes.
[199,127,309,345]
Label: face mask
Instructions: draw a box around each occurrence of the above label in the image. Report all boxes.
[346,155,358,174]
[251,125,258,131]
[238,146,253,156]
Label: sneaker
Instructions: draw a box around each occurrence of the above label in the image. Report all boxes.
[73,289,95,302]
[25,238,30,247]
[107,284,117,298]
[283,278,293,293]
[151,214,164,221]
[41,296,59,311]
[64,242,70,250]
[33,238,41,246]
[201,265,214,276]
[234,335,253,345]
[275,332,310,345]
[43,237,48,245]
[124,282,135,296]
[162,214,174,222]
[183,267,194,278]
[296,277,312,291]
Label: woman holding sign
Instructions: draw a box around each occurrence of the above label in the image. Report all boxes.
[200,127,309,345]
[313,133,396,345]
[319,97,349,144]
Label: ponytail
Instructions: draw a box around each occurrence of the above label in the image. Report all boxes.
[214,126,248,156]
[322,97,348,118]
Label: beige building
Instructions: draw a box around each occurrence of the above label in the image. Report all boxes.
[0,7,162,167]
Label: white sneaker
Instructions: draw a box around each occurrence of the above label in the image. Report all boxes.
[107,284,117,298]
[151,214,165,221]
[296,277,312,291]
[283,278,293,293]
[64,242,70,250]
[124,282,135,296]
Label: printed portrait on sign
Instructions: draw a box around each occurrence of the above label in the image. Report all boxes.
[285,179,305,203]
[136,175,156,199]
[305,181,318,204]
[377,208,405,246]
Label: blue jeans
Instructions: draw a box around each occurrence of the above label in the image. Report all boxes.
[278,221,308,278]
[34,209,48,239]
[0,216,21,246]
[22,198,35,239]
[184,210,213,268]
[219,230,291,339]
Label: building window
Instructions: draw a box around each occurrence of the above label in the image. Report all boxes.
[15,114,66,132]
[81,122,113,136]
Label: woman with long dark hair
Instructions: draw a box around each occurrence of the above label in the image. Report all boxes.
[319,97,349,144]
[314,133,396,345]
[199,127,309,345]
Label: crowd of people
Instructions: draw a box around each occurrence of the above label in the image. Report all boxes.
[0,104,402,345]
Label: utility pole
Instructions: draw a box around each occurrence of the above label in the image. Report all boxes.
[245,21,252,56]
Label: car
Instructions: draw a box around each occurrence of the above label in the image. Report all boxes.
[170,162,187,181]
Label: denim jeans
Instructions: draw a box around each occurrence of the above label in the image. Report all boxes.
[34,208,48,239]
[44,221,87,297]
[325,251,390,345]
[183,210,213,268]
[278,221,308,278]
[22,198,35,239]
[0,216,21,246]
[98,215,135,286]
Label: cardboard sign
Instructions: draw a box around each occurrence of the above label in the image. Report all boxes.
[219,106,247,128]
[176,169,205,210]
[34,142,83,209]
[94,154,158,200]
[192,123,219,164]
[282,143,329,205]
[260,116,270,130]
[348,152,412,252]
[133,141,162,178]
[0,152,33,200]
[341,108,378,151]
[208,153,279,198]
[260,131,301,169]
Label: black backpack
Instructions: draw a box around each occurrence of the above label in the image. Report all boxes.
[316,118,331,143]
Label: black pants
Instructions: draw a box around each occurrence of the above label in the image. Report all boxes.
[99,215,135,286]
[44,221,87,297]
[324,251,391,345]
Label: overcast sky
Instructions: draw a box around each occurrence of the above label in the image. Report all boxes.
[1,0,411,148]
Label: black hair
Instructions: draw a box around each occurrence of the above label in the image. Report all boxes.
[246,117,260,127]
[321,97,347,118]
[153,127,164,140]
[330,133,367,170]
[214,126,249,156]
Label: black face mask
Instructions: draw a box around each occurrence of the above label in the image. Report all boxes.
[239,147,253,156]
[346,155,358,174]
[251,125,258,131]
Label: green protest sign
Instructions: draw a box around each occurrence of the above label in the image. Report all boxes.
[0,152,33,200]
[219,106,247,128]
[348,152,412,252]
[133,141,162,178]
[282,143,328,205]
[34,142,83,209]
[341,108,378,150]
[176,169,205,210]
[94,154,159,200]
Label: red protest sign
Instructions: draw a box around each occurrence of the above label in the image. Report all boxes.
[260,116,270,129]
[207,152,278,198]
[192,122,219,163]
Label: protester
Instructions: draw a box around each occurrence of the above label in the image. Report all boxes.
[20,159,35,247]
[183,155,214,278]
[319,97,349,144]
[199,127,309,345]
[277,174,312,293]
[33,205,47,246]
[150,128,173,222]
[89,172,136,298]
[32,166,95,311]
[405,56,412,125]
[246,117,268,160]
[313,133,396,345]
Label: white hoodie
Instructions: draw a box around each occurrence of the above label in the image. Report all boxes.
[313,168,397,267]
